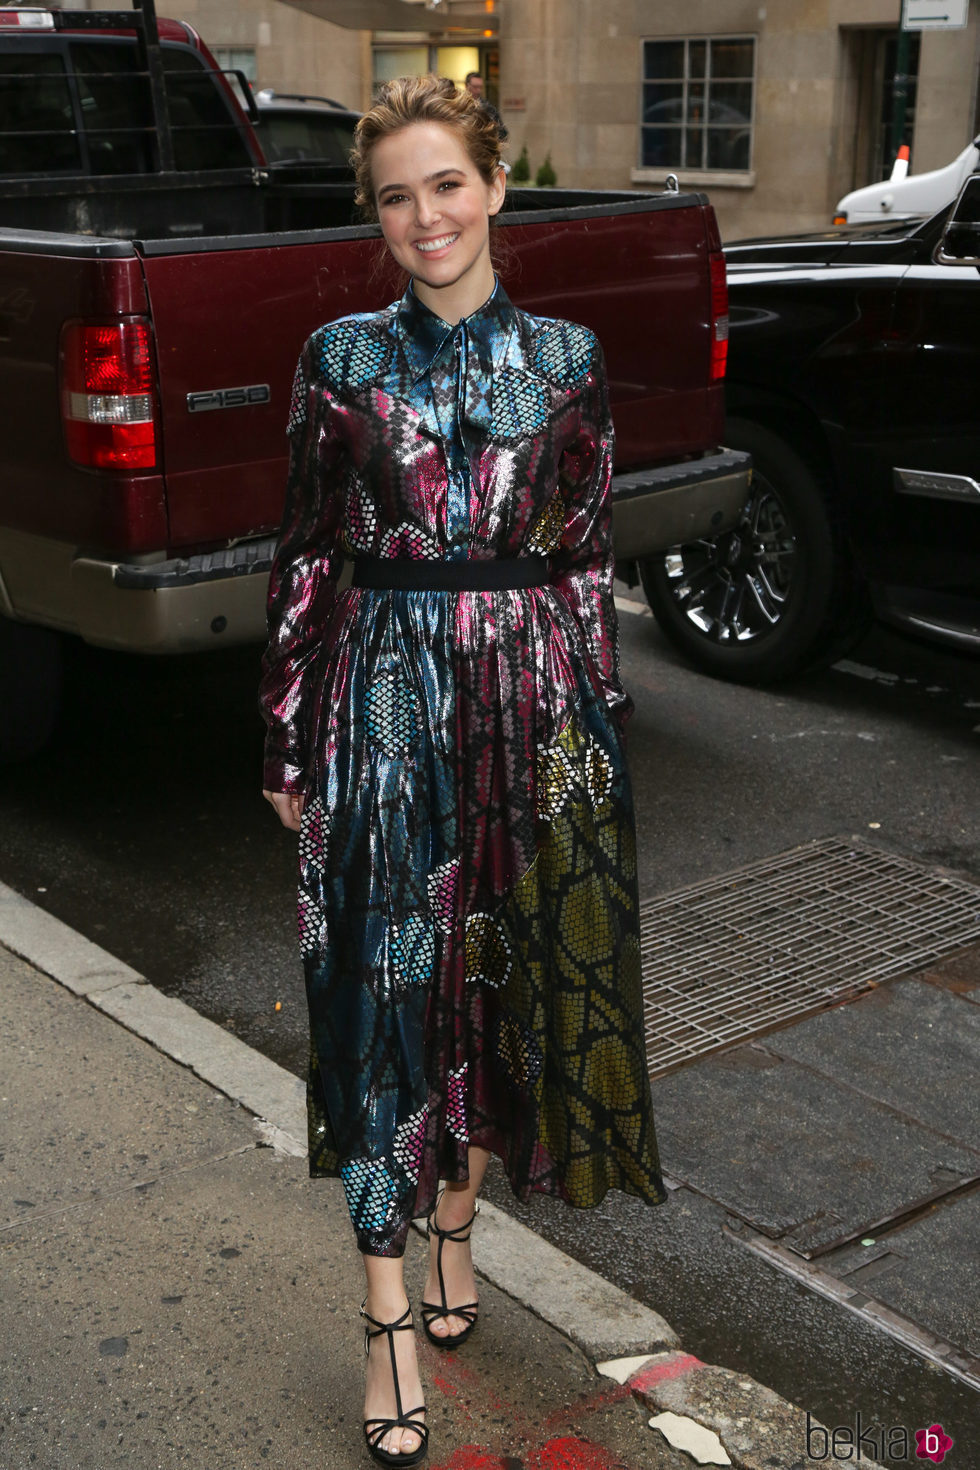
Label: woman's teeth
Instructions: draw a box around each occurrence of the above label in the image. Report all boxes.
[415,234,459,252]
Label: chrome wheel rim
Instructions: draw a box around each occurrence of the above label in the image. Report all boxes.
[659,477,797,644]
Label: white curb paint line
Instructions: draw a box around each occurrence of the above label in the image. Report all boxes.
[614,594,653,617]
[0,880,676,1363]
[0,880,306,1144]
[472,1198,678,1361]
[0,881,144,995]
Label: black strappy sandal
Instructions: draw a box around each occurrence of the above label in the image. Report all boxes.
[420,1198,480,1349]
[360,1300,428,1467]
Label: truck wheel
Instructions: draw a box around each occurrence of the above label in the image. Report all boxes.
[639,420,867,683]
[0,618,63,762]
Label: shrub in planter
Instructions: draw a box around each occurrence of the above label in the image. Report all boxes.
[535,153,556,187]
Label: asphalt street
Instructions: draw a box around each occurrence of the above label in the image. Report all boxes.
[1,594,978,1456]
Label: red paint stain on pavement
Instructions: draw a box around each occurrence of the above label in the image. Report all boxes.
[541,1381,632,1430]
[628,1352,702,1394]
[430,1438,626,1470]
[530,1436,626,1469]
[423,1335,638,1470]
[429,1371,480,1426]
[427,1352,512,1416]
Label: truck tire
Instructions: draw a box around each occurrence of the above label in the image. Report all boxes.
[639,419,867,683]
[0,618,63,762]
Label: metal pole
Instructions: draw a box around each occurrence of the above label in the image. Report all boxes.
[889,2,912,164]
[135,0,176,172]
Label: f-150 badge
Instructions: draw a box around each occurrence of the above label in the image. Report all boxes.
[187,384,271,413]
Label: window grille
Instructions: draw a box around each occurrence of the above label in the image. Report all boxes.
[641,36,755,172]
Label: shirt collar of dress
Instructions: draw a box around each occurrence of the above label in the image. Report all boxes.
[396,276,520,385]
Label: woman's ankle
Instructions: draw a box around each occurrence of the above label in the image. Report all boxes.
[433,1187,478,1231]
[363,1290,410,1321]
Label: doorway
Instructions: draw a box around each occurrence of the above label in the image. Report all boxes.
[836,26,921,197]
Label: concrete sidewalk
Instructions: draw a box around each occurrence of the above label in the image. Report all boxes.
[0,887,878,1470]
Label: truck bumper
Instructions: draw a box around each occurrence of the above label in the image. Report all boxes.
[0,529,271,654]
[0,448,750,655]
[611,446,751,559]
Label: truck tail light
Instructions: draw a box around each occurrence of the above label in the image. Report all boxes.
[709,251,730,381]
[59,319,158,470]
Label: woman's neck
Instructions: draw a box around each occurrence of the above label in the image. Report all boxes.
[412,261,496,326]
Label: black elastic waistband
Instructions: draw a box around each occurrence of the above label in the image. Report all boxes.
[351,556,550,592]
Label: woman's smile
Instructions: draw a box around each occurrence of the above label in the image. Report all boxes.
[414,232,460,255]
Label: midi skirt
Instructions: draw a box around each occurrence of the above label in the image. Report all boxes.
[297,580,667,1256]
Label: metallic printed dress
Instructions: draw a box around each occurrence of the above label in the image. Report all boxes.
[260,279,667,1256]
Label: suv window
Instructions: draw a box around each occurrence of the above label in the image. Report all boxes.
[253,109,356,165]
[0,50,81,174]
[69,40,154,174]
[69,41,251,173]
[0,36,252,176]
[160,45,253,171]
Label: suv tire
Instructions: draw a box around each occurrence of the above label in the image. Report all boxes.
[640,419,868,683]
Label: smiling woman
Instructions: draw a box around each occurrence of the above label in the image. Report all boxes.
[353,75,506,325]
[370,122,505,323]
[259,73,667,1467]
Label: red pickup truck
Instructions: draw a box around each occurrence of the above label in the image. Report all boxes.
[0,1,749,759]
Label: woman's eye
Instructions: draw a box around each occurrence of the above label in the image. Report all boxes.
[437,180,461,192]
[380,193,408,206]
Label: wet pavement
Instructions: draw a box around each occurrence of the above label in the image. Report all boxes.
[1,605,978,1454]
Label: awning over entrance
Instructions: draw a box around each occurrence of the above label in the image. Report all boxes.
[278,0,498,34]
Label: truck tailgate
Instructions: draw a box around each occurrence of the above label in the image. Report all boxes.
[141,196,723,551]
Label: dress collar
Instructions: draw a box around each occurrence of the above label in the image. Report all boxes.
[395,277,519,383]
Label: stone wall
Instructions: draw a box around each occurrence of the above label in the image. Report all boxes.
[162,0,368,112]
[498,0,980,241]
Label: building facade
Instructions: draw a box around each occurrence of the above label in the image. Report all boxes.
[498,0,980,239]
[155,0,367,112]
[150,0,978,240]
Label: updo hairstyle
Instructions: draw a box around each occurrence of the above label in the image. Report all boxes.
[353,74,504,218]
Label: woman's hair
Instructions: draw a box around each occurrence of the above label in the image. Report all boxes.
[352,74,504,218]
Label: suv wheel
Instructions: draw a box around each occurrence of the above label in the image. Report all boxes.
[640,419,868,683]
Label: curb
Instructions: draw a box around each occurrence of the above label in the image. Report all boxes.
[0,879,865,1470]
[613,1352,884,1470]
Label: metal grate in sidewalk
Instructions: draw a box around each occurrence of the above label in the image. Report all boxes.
[640,837,980,1078]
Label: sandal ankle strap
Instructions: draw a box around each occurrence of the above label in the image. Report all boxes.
[428,1198,479,1243]
[359,1299,414,1350]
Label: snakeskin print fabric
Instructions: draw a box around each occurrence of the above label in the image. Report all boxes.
[260,281,667,1255]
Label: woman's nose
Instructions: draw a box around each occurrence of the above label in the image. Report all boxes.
[414,193,440,228]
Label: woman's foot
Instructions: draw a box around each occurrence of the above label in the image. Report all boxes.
[421,1191,479,1345]
[362,1293,427,1462]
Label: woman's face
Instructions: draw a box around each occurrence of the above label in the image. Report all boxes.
[371,120,505,320]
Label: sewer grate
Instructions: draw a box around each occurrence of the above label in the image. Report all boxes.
[640,838,980,1078]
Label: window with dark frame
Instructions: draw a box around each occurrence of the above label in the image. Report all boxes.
[641,36,755,172]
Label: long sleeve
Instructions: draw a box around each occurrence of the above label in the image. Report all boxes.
[259,338,346,793]
[550,339,634,737]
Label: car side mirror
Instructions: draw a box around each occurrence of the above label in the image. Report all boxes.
[934,173,980,265]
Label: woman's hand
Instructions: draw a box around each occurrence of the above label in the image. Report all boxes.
[263,789,305,832]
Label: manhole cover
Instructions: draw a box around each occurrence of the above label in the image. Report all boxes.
[640,838,980,1077]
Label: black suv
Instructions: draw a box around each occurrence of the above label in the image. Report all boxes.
[251,89,359,167]
[641,182,980,682]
